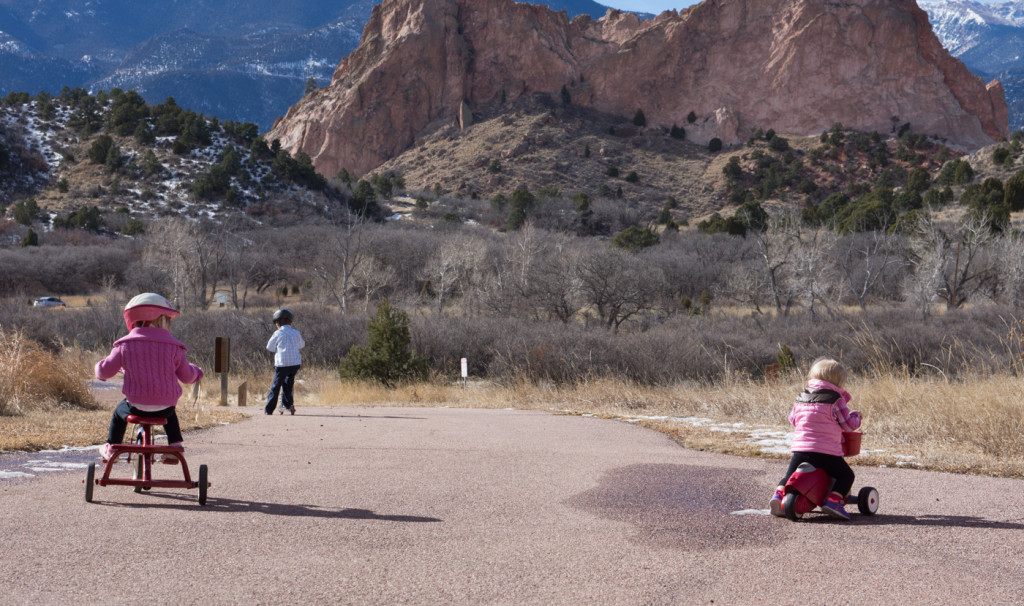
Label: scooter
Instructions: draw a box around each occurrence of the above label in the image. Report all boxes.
[781,431,879,521]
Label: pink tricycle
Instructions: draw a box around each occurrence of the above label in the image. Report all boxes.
[84,414,209,505]
[781,431,879,521]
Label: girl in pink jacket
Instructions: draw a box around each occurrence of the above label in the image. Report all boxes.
[95,293,203,464]
[769,358,862,520]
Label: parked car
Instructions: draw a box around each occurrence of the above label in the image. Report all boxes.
[33,297,67,308]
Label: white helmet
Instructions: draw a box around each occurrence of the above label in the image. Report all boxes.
[123,293,179,331]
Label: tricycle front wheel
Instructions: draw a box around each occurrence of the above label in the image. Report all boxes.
[783,492,801,521]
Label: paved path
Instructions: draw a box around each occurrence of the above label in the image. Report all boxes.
[2,407,1022,604]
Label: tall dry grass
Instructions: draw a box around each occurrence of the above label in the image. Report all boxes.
[309,368,1024,478]
[0,330,98,415]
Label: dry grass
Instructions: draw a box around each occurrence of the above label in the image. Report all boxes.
[3,340,1023,478]
[0,330,98,416]
[0,331,246,451]
[0,405,247,451]
[308,369,1024,478]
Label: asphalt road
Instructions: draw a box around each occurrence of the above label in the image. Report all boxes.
[2,406,1022,604]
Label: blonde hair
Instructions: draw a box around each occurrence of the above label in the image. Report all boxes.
[807,358,846,388]
[133,315,173,330]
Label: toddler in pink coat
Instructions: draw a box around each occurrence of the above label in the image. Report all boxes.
[95,293,203,464]
[769,358,862,519]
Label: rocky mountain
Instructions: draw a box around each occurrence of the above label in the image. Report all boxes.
[0,0,611,131]
[919,1,1024,132]
[268,0,1008,180]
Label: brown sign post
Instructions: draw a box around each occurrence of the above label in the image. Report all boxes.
[215,337,230,406]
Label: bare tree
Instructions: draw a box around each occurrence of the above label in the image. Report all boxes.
[903,215,947,319]
[832,230,904,310]
[144,219,225,310]
[936,212,999,310]
[577,246,663,331]
[752,213,801,316]
[526,237,584,323]
[350,256,396,312]
[309,213,368,313]
[996,232,1024,309]
[421,232,487,313]
[792,226,837,319]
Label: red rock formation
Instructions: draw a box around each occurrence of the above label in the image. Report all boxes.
[268,0,1009,178]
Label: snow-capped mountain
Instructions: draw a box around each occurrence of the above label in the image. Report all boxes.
[920,0,1024,55]
[919,1,1024,132]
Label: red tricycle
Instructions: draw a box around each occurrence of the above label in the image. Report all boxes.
[84,415,209,505]
[781,431,878,521]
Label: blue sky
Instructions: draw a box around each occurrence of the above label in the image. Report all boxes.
[600,0,698,13]
[602,0,1004,15]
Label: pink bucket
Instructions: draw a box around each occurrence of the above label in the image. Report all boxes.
[842,431,862,456]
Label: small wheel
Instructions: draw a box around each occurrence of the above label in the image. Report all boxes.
[783,492,801,521]
[133,450,144,493]
[857,486,879,516]
[198,464,208,506]
[85,463,95,503]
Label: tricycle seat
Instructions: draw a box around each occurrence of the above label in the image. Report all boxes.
[126,414,167,426]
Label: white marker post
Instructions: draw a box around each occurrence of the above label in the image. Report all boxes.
[461,357,468,389]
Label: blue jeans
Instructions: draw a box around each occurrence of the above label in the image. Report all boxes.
[107,399,183,444]
[265,365,300,414]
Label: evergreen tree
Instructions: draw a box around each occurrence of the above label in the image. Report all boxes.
[338,299,429,387]
[611,226,659,251]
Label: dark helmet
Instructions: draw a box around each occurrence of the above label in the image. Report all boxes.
[272,308,293,324]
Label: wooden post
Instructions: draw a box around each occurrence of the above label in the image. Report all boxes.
[237,381,247,408]
[215,337,231,406]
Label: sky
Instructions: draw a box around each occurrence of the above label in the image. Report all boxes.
[602,0,1005,15]
[602,0,698,13]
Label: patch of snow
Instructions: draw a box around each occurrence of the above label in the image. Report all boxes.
[730,509,771,516]
[0,471,34,479]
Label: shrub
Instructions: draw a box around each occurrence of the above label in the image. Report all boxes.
[723,156,742,180]
[633,109,646,127]
[1001,169,1024,211]
[954,160,974,185]
[777,344,796,374]
[338,299,429,387]
[610,226,659,251]
[87,135,114,164]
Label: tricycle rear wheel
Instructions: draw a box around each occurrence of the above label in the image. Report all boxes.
[857,486,879,516]
[198,464,208,506]
[84,463,95,503]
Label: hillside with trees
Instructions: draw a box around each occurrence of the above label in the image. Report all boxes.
[3,87,1024,386]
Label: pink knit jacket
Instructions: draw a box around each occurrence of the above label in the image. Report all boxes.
[95,327,203,409]
[788,379,862,457]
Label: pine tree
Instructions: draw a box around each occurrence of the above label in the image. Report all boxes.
[338,299,429,387]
